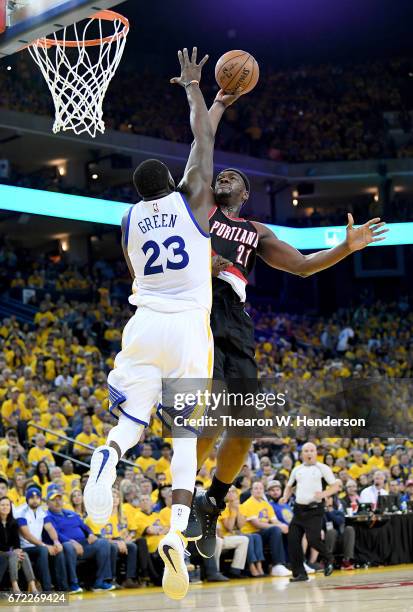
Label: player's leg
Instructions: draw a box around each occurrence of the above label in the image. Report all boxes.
[194,324,257,558]
[207,311,257,502]
[195,340,225,468]
[84,310,161,523]
[158,309,213,600]
[209,321,258,500]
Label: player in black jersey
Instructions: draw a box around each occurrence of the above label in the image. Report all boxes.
[185,95,389,559]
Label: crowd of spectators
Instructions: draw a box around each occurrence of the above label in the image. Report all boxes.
[1,55,413,163]
[0,244,413,591]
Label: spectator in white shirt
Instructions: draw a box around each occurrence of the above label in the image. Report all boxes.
[245,445,260,472]
[359,471,388,507]
[336,326,354,353]
[15,487,67,591]
[54,366,74,388]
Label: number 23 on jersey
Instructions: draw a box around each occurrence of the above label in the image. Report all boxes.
[142,235,189,275]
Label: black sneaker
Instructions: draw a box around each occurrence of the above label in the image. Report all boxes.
[182,494,202,541]
[206,573,230,582]
[324,563,334,577]
[290,574,309,582]
[193,491,225,559]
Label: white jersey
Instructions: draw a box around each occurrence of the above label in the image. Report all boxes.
[125,191,211,313]
[287,462,336,505]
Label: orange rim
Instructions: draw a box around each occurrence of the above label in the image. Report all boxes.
[31,10,129,49]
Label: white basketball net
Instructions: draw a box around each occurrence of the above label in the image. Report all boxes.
[28,12,129,138]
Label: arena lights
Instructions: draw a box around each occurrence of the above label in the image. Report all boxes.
[0,184,410,249]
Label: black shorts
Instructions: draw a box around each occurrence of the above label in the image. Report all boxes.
[211,292,257,383]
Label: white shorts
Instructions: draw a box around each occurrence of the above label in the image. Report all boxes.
[107,307,213,431]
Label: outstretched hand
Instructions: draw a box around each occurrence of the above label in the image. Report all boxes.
[345,213,388,252]
[170,47,209,87]
[214,88,243,108]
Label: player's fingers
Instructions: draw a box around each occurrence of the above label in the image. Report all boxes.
[372,236,387,243]
[191,46,197,63]
[170,77,180,84]
[371,228,389,236]
[347,213,354,227]
[198,54,209,68]
[366,217,381,227]
[177,50,183,69]
[183,47,190,63]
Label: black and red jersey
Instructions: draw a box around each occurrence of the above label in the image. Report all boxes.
[209,205,259,303]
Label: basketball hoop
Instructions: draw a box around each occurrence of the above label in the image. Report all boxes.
[28,10,129,138]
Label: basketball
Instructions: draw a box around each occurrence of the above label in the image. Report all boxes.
[215,50,259,94]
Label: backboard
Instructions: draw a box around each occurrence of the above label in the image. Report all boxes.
[0,0,125,57]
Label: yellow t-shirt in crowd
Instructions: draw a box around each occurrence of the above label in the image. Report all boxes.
[348,463,370,480]
[218,505,238,537]
[41,413,68,430]
[62,473,81,495]
[367,456,384,470]
[336,447,349,459]
[85,514,121,538]
[132,511,163,553]
[45,429,67,451]
[240,497,275,535]
[8,488,26,508]
[28,447,55,466]
[73,432,100,455]
[135,456,157,473]
[155,457,171,475]
[122,503,140,530]
[159,506,171,528]
[27,420,43,442]
[31,476,51,499]
[2,400,30,422]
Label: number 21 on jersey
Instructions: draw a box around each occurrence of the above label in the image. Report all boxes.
[236,244,252,268]
[142,235,189,275]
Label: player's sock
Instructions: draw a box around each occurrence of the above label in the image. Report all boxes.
[170,504,191,533]
[106,413,144,456]
[207,476,232,506]
[171,437,197,490]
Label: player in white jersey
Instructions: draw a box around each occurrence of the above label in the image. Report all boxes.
[84,47,230,600]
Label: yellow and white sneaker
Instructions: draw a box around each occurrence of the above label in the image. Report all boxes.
[158,531,190,600]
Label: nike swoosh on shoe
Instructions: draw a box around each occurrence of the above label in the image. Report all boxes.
[163,545,177,573]
[95,449,110,483]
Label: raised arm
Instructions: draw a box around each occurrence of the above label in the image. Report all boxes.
[171,48,214,196]
[254,214,388,277]
[183,89,242,179]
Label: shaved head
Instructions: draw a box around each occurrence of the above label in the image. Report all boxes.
[301,442,317,464]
